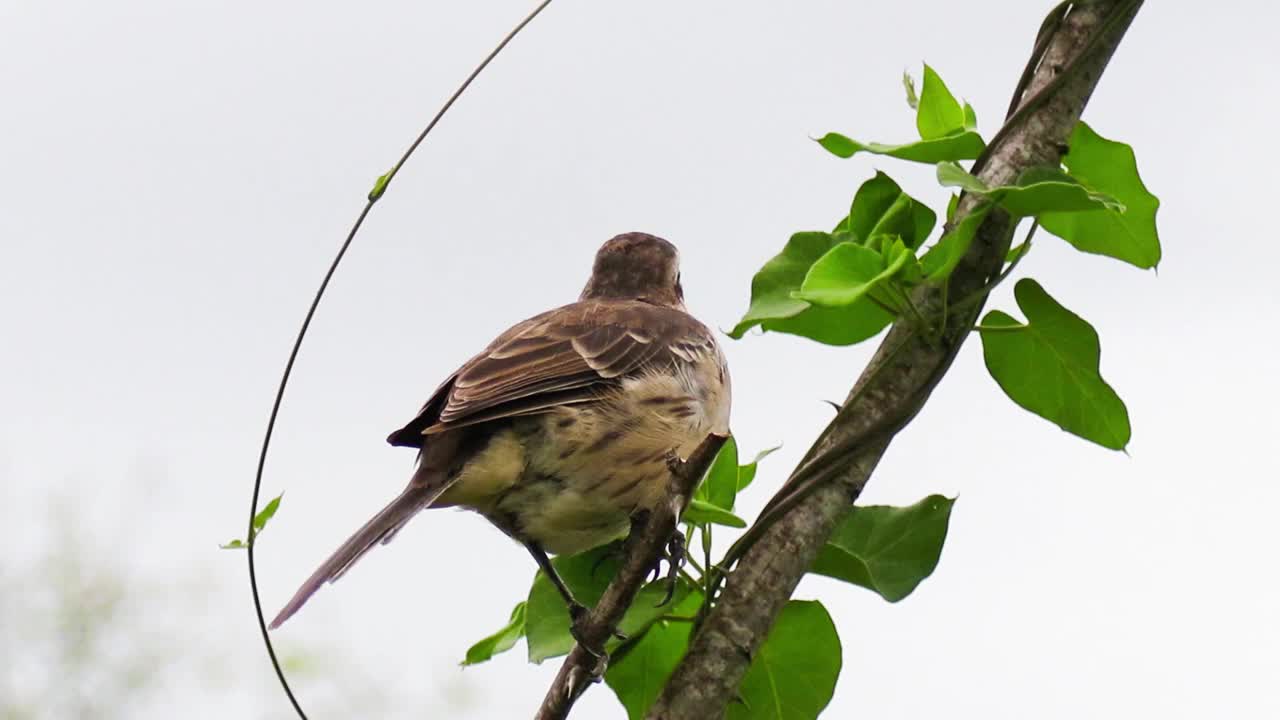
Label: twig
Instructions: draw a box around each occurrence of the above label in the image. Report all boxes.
[533,433,728,720]
[244,2,556,717]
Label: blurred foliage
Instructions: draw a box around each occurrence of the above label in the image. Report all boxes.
[0,492,462,720]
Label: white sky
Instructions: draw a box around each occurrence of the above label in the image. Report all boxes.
[2,1,1277,718]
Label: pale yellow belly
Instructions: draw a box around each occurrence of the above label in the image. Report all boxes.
[437,364,730,555]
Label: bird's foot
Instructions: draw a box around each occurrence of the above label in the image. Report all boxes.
[568,603,599,656]
[654,528,686,607]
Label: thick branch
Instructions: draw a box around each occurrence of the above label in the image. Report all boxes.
[647,3,1143,718]
[534,433,728,720]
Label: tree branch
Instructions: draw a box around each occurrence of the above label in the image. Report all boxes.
[534,433,728,720]
[647,3,1143,718]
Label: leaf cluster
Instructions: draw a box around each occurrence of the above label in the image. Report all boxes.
[736,64,1157,451]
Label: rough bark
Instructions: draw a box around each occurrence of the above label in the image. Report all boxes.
[646,3,1143,718]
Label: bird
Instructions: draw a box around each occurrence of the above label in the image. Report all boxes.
[269,232,731,632]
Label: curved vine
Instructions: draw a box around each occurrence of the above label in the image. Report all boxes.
[244,2,555,715]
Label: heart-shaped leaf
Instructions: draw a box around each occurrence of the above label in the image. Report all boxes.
[727,600,842,720]
[1039,121,1161,268]
[811,495,954,602]
[605,592,704,719]
[979,278,1131,449]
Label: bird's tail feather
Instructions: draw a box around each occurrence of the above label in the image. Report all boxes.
[268,482,444,629]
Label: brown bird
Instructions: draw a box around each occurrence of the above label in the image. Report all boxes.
[270,232,731,631]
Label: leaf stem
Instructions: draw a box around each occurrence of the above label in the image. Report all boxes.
[866,293,902,317]
[678,567,702,590]
[683,551,706,578]
[702,524,713,607]
[948,219,1037,318]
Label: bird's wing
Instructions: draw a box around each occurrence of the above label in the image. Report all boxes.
[387,300,716,446]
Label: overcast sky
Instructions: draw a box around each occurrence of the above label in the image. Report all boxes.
[3,1,1277,718]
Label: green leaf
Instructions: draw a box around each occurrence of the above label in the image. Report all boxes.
[727,600,841,720]
[1039,122,1161,268]
[945,193,960,222]
[935,161,989,194]
[793,240,912,308]
[811,495,954,602]
[902,70,919,110]
[367,167,395,201]
[817,130,984,165]
[222,492,284,549]
[884,235,924,286]
[697,436,742,510]
[837,172,937,250]
[1001,167,1125,216]
[525,547,690,663]
[605,593,703,720]
[253,493,283,535]
[736,445,780,494]
[916,64,966,140]
[793,242,884,307]
[731,173,935,345]
[817,65,981,165]
[694,438,779,516]
[919,203,992,280]
[729,231,894,346]
[979,278,1131,449]
[936,162,1124,217]
[683,498,748,529]
[730,231,833,336]
[1006,238,1032,264]
[462,602,525,666]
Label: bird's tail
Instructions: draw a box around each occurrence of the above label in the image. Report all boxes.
[269,482,443,629]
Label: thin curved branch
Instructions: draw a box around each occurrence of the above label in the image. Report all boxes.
[534,433,728,720]
[647,3,1144,717]
[244,2,555,716]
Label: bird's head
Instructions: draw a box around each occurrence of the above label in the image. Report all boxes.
[580,232,684,307]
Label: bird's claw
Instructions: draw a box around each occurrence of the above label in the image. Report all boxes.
[654,529,686,608]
